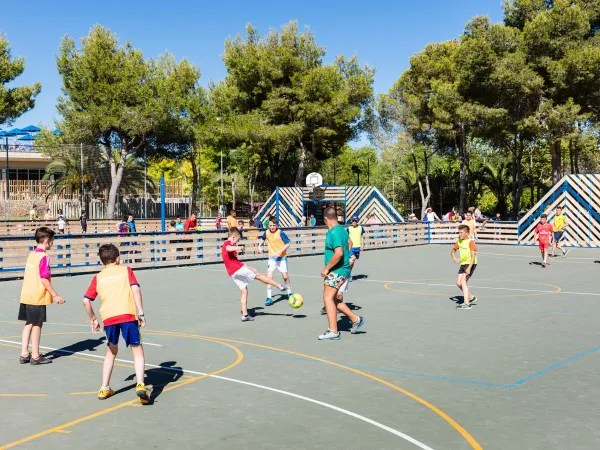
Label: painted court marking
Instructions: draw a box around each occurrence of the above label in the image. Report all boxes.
[0,336,437,450]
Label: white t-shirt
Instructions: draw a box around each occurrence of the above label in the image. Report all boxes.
[426,212,436,222]
[474,208,482,218]
[57,217,66,230]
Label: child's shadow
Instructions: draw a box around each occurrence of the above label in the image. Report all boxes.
[120,361,183,405]
[250,306,306,319]
[351,274,368,281]
[46,337,105,361]
[528,262,545,267]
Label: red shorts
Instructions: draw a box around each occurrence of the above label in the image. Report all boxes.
[539,241,550,250]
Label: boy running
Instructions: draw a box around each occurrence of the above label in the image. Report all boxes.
[222,228,286,322]
[319,207,365,340]
[551,206,569,258]
[82,244,149,402]
[534,214,554,267]
[451,224,478,310]
[346,216,364,269]
[257,216,293,305]
[19,227,65,365]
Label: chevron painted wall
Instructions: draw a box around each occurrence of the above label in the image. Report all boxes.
[255,186,404,226]
[518,175,600,247]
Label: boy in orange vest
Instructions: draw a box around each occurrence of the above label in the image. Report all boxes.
[19,227,65,365]
[82,244,149,403]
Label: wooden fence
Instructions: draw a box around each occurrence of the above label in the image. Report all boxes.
[429,221,519,244]
[0,223,430,279]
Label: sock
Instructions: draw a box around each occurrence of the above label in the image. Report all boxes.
[101,385,110,390]
[286,284,292,294]
[267,286,272,298]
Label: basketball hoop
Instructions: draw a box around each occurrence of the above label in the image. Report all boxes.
[306,172,323,188]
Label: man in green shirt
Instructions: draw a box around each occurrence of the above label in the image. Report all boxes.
[319,207,365,340]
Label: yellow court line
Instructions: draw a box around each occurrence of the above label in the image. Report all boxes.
[145,329,483,450]
[69,392,98,396]
[0,394,47,397]
[0,337,243,450]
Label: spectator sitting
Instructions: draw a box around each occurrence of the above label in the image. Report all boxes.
[174,216,185,231]
[408,213,418,222]
[184,213,198,231]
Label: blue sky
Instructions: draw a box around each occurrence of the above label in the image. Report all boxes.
[2,0,504,132]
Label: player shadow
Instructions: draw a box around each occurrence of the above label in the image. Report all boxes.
[119,361,184,405]
[46,337,106,361]
[249,306,306,319]
[351,274,368,281]
[528,262,545,267]
[270,294,290,305]
[343,302,362,311]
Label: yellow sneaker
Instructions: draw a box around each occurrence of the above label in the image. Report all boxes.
[136,383,149,404]
[97,387,115,400]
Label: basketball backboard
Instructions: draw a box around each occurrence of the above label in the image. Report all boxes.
[306,172,323,187]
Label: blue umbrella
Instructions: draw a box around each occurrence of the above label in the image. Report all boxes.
[53,129,63,135]
[20,125,41,133]
[17,133,35,141]
[0,130,7,137]
[7,128,23,136]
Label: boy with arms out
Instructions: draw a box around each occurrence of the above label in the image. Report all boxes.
[257,216,293,306]
[451,224,478,310]
[551,206,569,258]
[19,227,65,365]
[534,214,554,267]
[319,207,365,340]
[82,244,149,402]
[222,228,286,322]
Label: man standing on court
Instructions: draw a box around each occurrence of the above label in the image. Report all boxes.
[319,207,365,340]
[551,206,569,258]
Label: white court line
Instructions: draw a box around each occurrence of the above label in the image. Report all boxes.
[478,251,600,261]
[0,339,433,450]
[197,266,600,296]
[143,342,162,347]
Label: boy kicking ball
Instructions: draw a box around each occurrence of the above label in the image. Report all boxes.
[82,244,149,403]
[451,224,478,310]
[222,228,286,322]
[534,214,554,267]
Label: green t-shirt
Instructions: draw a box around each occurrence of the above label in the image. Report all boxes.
[324,225,351,278]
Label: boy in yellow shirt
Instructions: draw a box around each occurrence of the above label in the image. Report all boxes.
[451,224,478,310]
[19,227,65,365]
[551,206,569,258]
[82,244,149,403]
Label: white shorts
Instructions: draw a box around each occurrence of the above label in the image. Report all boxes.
[267,257,288,274]
[231,265,257,290]
[339,278,349,294]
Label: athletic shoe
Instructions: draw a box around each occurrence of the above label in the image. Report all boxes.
[265,297,274,306]
[30,355,52,365]
[97,387,115,400]
[318,329,341,340]
[136,383,149,404]
[241,314,255,322]
[319,306,327,315]
[470,296,478,304]
[456,303,472,310]
[19,353,31,364]
[278,284,286,291]
[563,249,570,258]
[541,262,548,267]
[350,316,366,334]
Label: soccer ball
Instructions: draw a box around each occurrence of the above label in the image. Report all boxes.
[288,293,304,309]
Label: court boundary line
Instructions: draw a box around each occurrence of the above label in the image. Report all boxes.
[0,335,437,450]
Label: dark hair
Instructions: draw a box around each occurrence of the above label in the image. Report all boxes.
[35,227,55,243]
[170,220,176,227]
[122,215,128,222]
[556,206,562,210]
[268,215,277,224]
[228,228,241,238]
[458,224,470,232]
[323,207,337,220]
[541,214,548,218]
[99,244,120,265]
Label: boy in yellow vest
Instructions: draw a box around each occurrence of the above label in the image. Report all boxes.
[551,205,569,258]
[451,224,478,310]
[258,216,293,306]
[19,227,65,365]
[346,216,364,269]
[82,244,149,403]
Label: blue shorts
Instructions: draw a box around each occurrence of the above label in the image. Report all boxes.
[350,248,361,259]
[554,231,564,242]
[105,321,141,347]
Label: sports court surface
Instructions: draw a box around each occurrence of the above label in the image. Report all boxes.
[1,244,600,450]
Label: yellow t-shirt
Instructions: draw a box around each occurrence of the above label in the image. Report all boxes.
[226,215,237,230]
[553,214,566,232]
[347,225,364,248]
[462,219,476,238]
[453,238,478,265]
[93,265,137,323]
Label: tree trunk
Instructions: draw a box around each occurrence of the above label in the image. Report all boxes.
[455,125,468,212]
[231,178,236,211]
[295,140,308,187]
[418,175,431,219]
[510,142,524,220]
[190,151,199,214]
[550,139,561,185]
[529,151,535,208]
[106,146,127,219]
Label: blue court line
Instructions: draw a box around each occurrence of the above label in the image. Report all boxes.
[2,319,598,389]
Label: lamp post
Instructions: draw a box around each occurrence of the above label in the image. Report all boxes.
[5,135,8,220]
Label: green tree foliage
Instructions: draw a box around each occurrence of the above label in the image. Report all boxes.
[0,32,41,126]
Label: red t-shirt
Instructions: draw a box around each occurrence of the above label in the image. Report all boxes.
[535,223,553,242]
[84,266,139,326]
[184,218,198,230]
[222,239,244,276]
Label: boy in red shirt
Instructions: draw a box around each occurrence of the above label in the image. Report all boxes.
[222,228,285,322]
[82,244,149,403]
[534,214,554,267]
